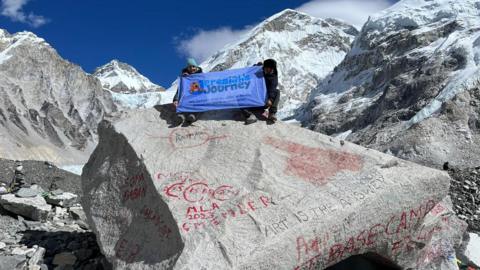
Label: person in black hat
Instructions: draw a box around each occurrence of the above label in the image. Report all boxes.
[243,59,280,124]
[173,58,203,125]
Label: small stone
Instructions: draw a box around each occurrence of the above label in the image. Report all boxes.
[11,247,35,256]
[15,188,40,198]
[46,192,78,208]
[52,252,77,266]
[68,207,86,221]
[50,189,64,196]
[28,247,46,266]
[0,242,6,250]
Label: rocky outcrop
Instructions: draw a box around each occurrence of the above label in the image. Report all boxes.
[0,30,116,165]
[0,194,50,221]
[81,105,466,269]
[0,158,110,270]
[301,0,480,169]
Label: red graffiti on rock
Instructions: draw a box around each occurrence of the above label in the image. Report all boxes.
[293,200,445,269]
[115,238,142,263]
[264,137,364,185]
[169,128,227,149]
[161,173,239,203]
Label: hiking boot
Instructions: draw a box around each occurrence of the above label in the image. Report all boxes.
[186,114,197,123]
[245,114,257,125]
[176,114,186,125]
[268,113,277,122]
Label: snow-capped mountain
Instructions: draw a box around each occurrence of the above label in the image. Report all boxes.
[0,29,116,165]
[94,60,164,94]
[302,0,480,168]
[169,9,358,119]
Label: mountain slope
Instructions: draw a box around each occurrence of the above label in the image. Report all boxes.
[0,30,116,165]
[169,9,358,119]
[302,0,480,168]
[93,60,164,94]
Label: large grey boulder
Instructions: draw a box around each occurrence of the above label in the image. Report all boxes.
[0,194,51,221]
[81,106,467,269]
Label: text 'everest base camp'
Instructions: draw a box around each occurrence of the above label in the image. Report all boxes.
[82,106,465,270]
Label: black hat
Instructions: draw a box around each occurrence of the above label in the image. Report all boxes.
[263,59,277,69]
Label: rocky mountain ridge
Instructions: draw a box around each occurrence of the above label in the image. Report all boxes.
[301,0,480,169]
[0,29,116,165]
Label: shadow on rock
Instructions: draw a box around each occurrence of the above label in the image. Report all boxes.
[326,253,402,270]
[19,230,112,270]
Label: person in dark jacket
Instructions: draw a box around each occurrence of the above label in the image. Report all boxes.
[173,58,203,125]
[244,59,280,124]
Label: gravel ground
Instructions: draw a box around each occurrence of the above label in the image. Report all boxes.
[0,158,83,196]
[448,166,480,233]
[0,158,110,270]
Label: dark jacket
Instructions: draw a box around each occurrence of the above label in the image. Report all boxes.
[265,72,279,101]
[263,59,279,101]
[173,67,203,102]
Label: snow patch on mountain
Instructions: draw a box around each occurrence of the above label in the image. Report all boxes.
[108,89,176,109]
[94,60,164,94]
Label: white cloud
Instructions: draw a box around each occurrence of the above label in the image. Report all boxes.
[176,27,251,63]
[296,0,392,28]
[177,0,392,62]
[1,0,48,27]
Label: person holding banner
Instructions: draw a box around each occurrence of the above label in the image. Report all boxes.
[243,59,280,124]
[173,58,203,125]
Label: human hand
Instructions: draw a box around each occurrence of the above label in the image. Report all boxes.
[173,101,179,107]
[266,99,273,107]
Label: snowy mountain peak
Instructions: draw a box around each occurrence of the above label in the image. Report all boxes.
[197,8,358,118]
[93,59,164,94]
[303,0,480,168]
[0,29,10,39]
[364,0,480,35]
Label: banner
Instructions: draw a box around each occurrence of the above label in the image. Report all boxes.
[177,66,267,113]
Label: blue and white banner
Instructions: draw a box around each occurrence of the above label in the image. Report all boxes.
[177,66,267,113]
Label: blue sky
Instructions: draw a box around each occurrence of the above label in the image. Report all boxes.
[0,0,397,87]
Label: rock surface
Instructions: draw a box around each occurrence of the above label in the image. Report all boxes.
[0,194,50,221]
[82,105,466,269]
